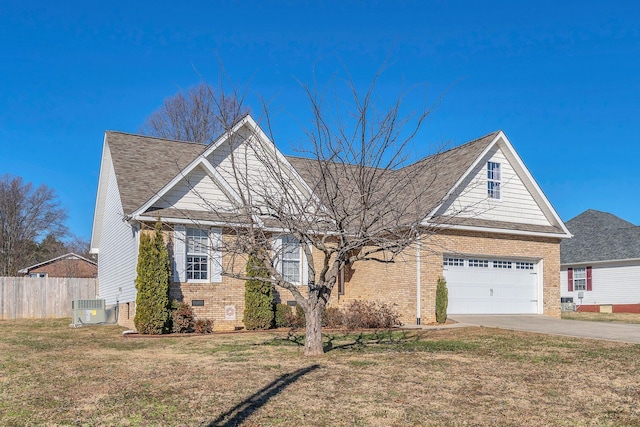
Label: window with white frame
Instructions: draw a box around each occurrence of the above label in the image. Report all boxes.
[186,228,208,281]
[487,161,501,199]
[281,235,302,284]
[572,267,586,291]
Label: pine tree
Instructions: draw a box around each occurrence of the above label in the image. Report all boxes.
[134,222,172,334]
[243,254,274,330]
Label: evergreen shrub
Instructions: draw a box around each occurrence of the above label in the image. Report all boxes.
[134,222,172,334]
[435,277,448,324]
[242,255,274,330]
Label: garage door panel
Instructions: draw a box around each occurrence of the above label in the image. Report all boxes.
[444,258,538,315]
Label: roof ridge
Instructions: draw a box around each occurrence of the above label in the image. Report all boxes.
[286,130,502,172]
[105,130,207,146]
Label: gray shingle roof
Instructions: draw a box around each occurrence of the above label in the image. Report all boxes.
[106,131,206,215]
[106,128,560,235]
[561,209,640,264]
[286,132,498,212]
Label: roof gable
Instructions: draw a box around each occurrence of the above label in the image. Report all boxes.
[18,253,97,274]
[425,131,569,237]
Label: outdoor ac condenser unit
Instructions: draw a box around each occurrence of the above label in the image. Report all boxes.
[71,299,106,326]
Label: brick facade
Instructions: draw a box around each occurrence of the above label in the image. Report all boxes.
[123,226,561,330]
[327,230,561,324]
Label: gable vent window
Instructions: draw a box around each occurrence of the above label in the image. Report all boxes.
[487,161,501,200]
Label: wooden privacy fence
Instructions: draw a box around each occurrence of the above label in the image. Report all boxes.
[0,277,98,319]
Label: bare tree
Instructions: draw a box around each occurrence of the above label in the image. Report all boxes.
[173,72,451,356]
[0,175,68,276]
[140,82,249,145]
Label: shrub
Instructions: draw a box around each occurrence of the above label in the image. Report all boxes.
[435,277,448,324]
[243,255,274,330]
[342,300,402,329]
[171,301,195,333]
[134,221,172,334]
[194,318,213,334]
[274,303,291,328]
[322,306,343,328]
[292,305,306,328]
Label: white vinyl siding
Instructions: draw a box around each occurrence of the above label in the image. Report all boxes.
[206,129,310,210]
[155,165,233,211]
[561,263,640,305]
[97,160,139,305]
[442,146,551,226]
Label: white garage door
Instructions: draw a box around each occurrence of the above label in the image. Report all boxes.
[443,256,539,314]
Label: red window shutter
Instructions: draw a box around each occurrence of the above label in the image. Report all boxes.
[567,268,573,292]
[586,266,593,291]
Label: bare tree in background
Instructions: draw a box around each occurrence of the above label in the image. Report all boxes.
[176,72,452,356]
[0,175,68,276]
[140,82,249,145]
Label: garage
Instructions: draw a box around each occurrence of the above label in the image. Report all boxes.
[443,256,540,314]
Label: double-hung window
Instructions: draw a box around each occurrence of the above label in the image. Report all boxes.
[572,267,586,291]
[186,228,209,281]
[281,235,301,284]
[487,161,501,200]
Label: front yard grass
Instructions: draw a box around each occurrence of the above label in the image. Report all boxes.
[561,311,640,324]
[0,318,639,426]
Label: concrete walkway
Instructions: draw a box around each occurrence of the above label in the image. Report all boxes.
[449,315,640,344]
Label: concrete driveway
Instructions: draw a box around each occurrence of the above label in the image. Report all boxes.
[450,315,640,344]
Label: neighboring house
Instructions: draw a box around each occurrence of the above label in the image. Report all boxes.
[18,253,98,278]
[560,210,640,313]
[90,115,570,330]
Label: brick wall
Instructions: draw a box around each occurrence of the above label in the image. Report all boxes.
[327,230,561,324]
[128,225,561,330]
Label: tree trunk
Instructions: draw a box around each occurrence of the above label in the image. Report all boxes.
[304,304,324,356]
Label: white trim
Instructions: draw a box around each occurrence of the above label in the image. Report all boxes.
[416,238,421,323]
[561,258,640,267]
[425,222,571,239]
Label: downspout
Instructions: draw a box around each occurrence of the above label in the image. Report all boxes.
[416,238,421,325]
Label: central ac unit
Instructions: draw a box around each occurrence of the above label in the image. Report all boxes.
[71,299,106,326]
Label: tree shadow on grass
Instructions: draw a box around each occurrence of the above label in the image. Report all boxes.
[207,364,320,426]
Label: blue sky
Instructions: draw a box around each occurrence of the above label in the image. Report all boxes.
[1,1,639,240]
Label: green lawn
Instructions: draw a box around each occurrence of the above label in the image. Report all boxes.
[0,318,639,426]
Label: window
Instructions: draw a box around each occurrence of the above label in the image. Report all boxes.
[186,228,208,281]
[29,272,47,278]
[493,260,512,269]
[469,259,489,268]
[281,235,301,283]
[572,267,586,291]
[487,161,501,199]
[443,257,464,267]
[515,261,534,270]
